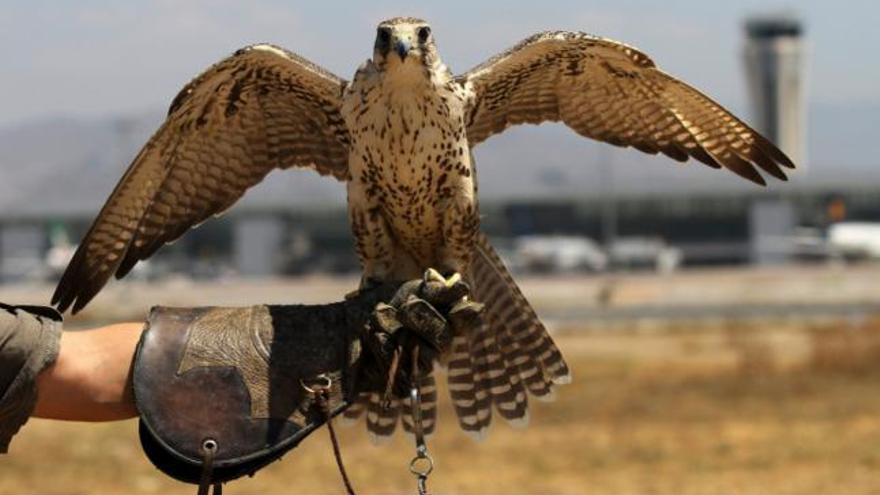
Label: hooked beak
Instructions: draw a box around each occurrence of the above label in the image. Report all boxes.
[395,40,411,60]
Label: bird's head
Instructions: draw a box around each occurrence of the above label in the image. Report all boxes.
[373,17,438,74]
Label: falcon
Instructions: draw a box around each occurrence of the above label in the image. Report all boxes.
[52,17,794,438]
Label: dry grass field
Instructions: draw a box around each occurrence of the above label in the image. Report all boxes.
[4,314,880,495]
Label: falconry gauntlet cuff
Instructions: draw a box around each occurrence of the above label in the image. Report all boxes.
[133,279,466,485]
[134,302,358,484]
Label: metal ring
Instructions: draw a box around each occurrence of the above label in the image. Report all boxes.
[300,373,333,394]
[202,438,218,452]
[409,453,434,477]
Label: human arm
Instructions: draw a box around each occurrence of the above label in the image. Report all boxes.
[0,303,62,452]
[2,275,479,454]
[33,321,142,421]
[1,302,144,452]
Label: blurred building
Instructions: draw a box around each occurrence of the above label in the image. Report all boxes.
[6,182,880,283]
[743,12,806,265]
[744,13,806,168]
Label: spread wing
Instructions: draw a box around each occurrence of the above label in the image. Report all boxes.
[52,44,350,313]
[458,31,795,184]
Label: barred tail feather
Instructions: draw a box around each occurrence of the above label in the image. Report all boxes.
[482,286,554,400]
[473,232,571,384]
[366,393,399,443]
[465,232,571,420]
[341,393,367,425]
[343,376,438,441]
[447,334,491,439]
[468,315,529,425]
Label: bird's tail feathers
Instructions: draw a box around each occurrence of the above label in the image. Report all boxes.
[342,372,438,442]
[454,232,571,425]
[345,232,570,440]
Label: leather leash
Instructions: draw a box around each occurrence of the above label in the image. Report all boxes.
[304,374,358,495]
[196,438,222,495]
[302,339,438,495]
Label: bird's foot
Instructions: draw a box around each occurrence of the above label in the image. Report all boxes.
[367,293,450,401]
[420,267,482,339]
[424,268,463,288]
[363,272,484,400]
[421,268,469,307]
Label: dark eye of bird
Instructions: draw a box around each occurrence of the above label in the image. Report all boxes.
[418,26,431,43]
[378,28,391,44]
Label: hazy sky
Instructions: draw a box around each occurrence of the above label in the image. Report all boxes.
[0,0,876,128]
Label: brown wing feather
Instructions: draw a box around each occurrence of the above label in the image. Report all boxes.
[459,31,795,184]
[52,44,350,313]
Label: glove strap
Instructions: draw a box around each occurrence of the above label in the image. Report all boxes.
[304,374,358,495]
[196,438,222,495]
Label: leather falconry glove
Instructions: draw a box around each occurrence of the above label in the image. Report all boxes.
[134,274,482,489]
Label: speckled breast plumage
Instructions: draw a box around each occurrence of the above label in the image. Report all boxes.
[342,62,478,280]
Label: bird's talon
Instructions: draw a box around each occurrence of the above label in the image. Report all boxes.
[423,268,463,288]
[424,268,446,284]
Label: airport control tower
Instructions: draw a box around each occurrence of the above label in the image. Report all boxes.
[743,13,806,265]
[743,13,806,168]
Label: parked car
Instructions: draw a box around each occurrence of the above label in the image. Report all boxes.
[608,237,682,272]
[514,235,608,273]
[828,222,880,259]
